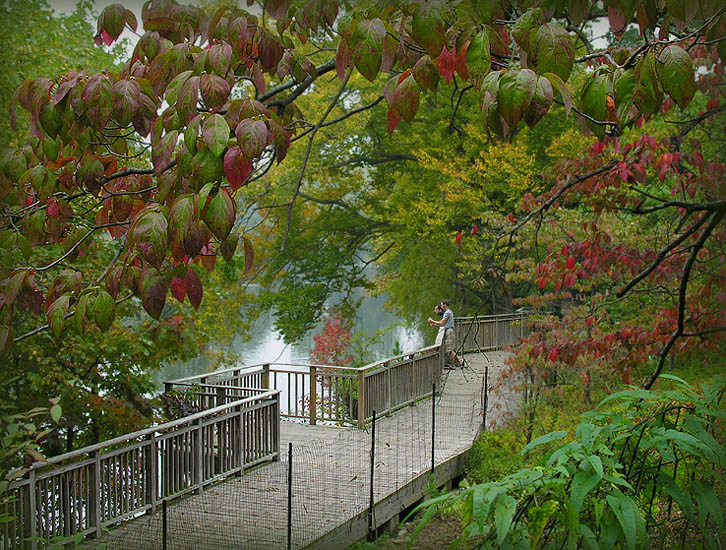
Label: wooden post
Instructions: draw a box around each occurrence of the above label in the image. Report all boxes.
[147,434,157,514]
[164,382,172,393]
[309,366,317,425]
[239,406,247,470]
[195,418,204,494]
[385,362,392,416]
[27,469,37,549]
[262,364,270,389]
[90,451,100,536]
[357,370,366,429]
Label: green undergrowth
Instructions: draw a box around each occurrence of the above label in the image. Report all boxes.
[350,351,726,549]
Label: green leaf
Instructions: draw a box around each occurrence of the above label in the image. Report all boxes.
[465,31,491,83]
[606,491,643,550]
[528,500,558,547]
[49,404,62,423]
[570,469,601,512]
[352,19,385,82]
[235,118,269,160]
[632,52,663,118]
[494,494,517,545]
[657,45,695,110]
[47,294,71,339]
[543,72,572,117]
[693,481,723,529]
[411,3,445,58]
[512,8,543,55]
[184,114,202,153]
[531,22,574,81]
[203,114,230,158]
[93,290,115,332]
[202,188,236,241]
[658,472,694,522]
[521,430,568,455]
[497,69,538,128]
[614,69,637,126]
[579,72,611,138]
[169,194,196,253]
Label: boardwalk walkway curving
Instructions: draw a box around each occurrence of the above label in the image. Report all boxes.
[91,351,517,550]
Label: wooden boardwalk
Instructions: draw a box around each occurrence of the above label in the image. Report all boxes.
[93,351,517,550]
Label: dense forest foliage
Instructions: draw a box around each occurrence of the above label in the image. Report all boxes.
[1,0,724,546]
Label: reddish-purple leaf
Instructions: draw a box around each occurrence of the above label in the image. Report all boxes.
[82,74,113,129]
[523,75,554,127]
[268,119,291,164]
[76,156,105,196]
[387,108,401,134]
[336,40,352,82]
[265,0,291,20]
[184,266,203,309]
[152,130,178,175]
[258,27,284,71]
[106,264,123,299]
[207,43,232,76]
[437,46,457,83]
[219,232,239,261]
[177,75,200,125]
[128,204,169,268]
[252,63,266,95]
[111,79,141,127]
[242,237,254,275]
[139,267,169,319]
[170,276,186,303]
[393,75,419,124]
[413,55,439,93]
[200,74,231,110]
[223,147,253,189]
[235,118,269,159]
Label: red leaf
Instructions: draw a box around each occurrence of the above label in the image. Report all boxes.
[170,276,186,303]
[47,199,59,219]
[437,45,456,83]
[471,223,478,235]
[566,255,575,270]
[102,30,114,47]
[224,147,253,189]
[387,108,401,134]
[184,267,203,309]
[508,212,516,223]
[455,231,462,247]
[538,276,547,290]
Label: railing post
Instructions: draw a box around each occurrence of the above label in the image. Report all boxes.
[385,362,392,416]
[164,382,172,393]
[239,405,247,470]
[27,469,37,549]
[357,370,366,429]
[90,450,100,537]
[262,364,270,389]
[147,433,157,514]
[195,418,204,494]
[309,366,317,425]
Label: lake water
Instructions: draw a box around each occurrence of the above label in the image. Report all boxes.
[154,293,426,388]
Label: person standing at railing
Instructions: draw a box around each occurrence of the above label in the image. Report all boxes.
[428,300,459,369]
[433,303,446,345]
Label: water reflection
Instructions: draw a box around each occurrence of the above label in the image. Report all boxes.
[154,293,424,389]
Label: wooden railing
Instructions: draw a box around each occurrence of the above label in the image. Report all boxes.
[164,313,530,430]
[3,390,280,548]
[455,312,530,353]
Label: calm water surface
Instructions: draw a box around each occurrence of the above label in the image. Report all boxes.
[154,293,425,389]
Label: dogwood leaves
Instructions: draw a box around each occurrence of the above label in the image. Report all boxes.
[352,18,386,82]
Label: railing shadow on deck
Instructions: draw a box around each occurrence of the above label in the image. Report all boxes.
[3,312,531,549]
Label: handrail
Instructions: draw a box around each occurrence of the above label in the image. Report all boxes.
[5,391,281,546]
[26,390,279,469]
